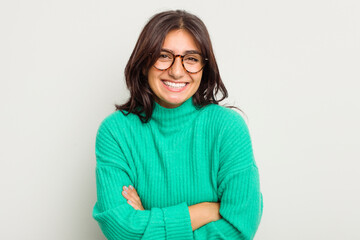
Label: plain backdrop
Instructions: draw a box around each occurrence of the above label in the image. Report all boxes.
[1,0,359,239]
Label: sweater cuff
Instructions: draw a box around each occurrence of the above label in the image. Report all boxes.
[162,202,193,239]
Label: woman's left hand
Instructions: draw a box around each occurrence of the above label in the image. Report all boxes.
[122,185,145,210]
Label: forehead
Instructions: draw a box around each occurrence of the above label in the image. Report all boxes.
[162,29,200,54]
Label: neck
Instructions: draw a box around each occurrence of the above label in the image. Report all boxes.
[150,97,200,134]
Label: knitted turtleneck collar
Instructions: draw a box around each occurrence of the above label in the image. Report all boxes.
[150,96,200,134]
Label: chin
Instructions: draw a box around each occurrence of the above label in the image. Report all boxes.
[159,97,188,108]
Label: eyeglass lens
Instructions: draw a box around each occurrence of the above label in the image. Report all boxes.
[154,52,205,73]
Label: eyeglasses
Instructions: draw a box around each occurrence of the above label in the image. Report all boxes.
[153,50,208,74]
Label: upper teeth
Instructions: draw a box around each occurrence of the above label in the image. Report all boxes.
[163,81,187,88]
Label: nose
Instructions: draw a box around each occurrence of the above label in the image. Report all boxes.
[168,56,185,79]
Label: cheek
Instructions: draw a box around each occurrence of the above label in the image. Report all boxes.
[147,70,157,86]
[147,69,164,94]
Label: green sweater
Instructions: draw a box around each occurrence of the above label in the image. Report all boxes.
[92,96,263,239]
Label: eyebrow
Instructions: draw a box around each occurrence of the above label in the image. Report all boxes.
[161,48,202,55]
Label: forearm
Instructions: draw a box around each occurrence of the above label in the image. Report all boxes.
[188,202,221,231]
[193,166,263,239]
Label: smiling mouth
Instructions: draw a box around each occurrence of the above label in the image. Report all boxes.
[161,80,189,89]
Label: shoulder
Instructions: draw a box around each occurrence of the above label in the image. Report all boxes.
[200,103,248,131]
[97,110,141,135]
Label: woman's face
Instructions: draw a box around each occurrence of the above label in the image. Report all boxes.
[147,29,203,108]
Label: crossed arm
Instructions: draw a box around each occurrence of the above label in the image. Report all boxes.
[93,113,263,239]
[121,184,222,231]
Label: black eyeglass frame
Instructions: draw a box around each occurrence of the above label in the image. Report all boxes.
[152,52,208,74]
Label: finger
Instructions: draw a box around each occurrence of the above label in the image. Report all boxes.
[122,190,130,199]
[127,197,144,211]
[122,191,142,209]
[122,186,129,199]
[123,186,140,201]
[129,185,140,196]
[122,185,143,208]
[123,185,134,192]
[122,186,137,200]
[122,191,139,205]
[127,200,140,210]
[127,199,135,209]
[126,186,141,201]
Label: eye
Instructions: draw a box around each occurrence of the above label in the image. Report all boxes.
[158,52,172,60]
[184,54,201,64]
[187,57,199,62]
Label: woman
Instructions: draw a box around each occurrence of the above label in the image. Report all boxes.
[93,10,263,240]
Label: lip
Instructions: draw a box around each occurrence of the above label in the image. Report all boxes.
[161,80,189,92]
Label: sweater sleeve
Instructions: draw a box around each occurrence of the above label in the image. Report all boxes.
[92,118,193,240]
[193,110,263,240]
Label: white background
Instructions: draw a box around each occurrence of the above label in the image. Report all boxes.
[1,0,359,239]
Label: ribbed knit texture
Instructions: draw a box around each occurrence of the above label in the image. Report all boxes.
[92,96,263,240]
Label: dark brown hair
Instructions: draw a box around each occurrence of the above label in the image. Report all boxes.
[115,10,242,123]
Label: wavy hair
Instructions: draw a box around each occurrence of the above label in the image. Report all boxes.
[115,10,241,123]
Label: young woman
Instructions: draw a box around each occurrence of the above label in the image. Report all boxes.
[93,10,263,240]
